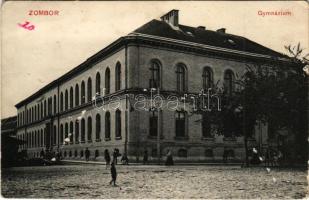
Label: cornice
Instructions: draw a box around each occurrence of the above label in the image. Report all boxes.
[15,33,293,108]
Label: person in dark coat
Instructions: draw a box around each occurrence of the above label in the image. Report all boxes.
[104,149,111,169]
[143,150,148,165]
[85,147,90,162]
[165,150,174,166]
[121,153,129,165]
[113,149,120,164]
[109,162,117,186]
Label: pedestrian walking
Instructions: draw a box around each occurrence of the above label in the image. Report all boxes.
[165,150,174,166]
[143,150,148,165]
[104,149,111,169]
[113,148,120,164]
[85,147,90,162]
[109,162,117,186]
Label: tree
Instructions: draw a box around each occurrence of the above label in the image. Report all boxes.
[190,43,308,166]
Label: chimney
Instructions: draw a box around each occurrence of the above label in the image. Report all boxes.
[216,28,226,33]
[160,9,179,27]
[197,26,206,30]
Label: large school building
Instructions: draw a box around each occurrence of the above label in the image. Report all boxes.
[15,10,291,162]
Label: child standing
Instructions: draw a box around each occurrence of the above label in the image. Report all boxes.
[109,162,117,186]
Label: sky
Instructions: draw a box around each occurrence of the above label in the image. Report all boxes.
[1,1,308,118]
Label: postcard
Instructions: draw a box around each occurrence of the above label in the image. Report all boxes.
[1,1,308,199]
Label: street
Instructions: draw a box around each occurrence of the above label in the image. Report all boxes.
[1,164,307,198]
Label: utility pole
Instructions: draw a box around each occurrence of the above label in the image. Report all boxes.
[157,108,161,165]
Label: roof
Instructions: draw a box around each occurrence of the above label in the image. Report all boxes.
[133,19,285,58]
[1,116,17,135]
[15,17,289,108]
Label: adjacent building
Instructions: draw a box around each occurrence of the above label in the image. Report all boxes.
[15,10,292,162]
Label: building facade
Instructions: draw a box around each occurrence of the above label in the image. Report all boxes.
[15,10,291,162]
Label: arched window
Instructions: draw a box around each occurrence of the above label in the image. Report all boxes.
[53,95,57,114]
[202,67,213,90]
[60,92,63,111]
[70,87,73,108]
[176,64,186,92]
[224,70,235,96]
[48,97,52,115]
[41,129,44,147]
[31,132,33,147]
[60,124,63,144]
[96,72,101,95]
[81,81,85,104]
[75,120,79,143]
[87,77,92,102]
[105,112,111,139]
[75,84,79,106]
[81,118,85,142]
[36,130,39,147]
[33,107,35,121]
[96,114,101,141]
[29,108,32,123]
[32,132,35,147]
[37,105,39,120]
[27,132,29,148]
[74,150,78,157]
[30,131,32,147]
[25,110,27,124]
[40,102,43,118]
[115,62,121,91]
[34,131,37,147]
[44,100,47,117]
[149,111,158,137]
[115,110,121,138]
[34,106,37,121]
[80,150,84,157]
[149,60,160,88]
[29,109,31,123]
[53,125,57,145]
[37,104,39,120]
[65,90,68,110]
[65,123,68,142]
[202,114,211,137]
[175,111,186,137]
[70,121,73,144]
[87,116,92,142]
[105,68,111,95]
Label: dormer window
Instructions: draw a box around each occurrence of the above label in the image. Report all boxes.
[227,39,236,46]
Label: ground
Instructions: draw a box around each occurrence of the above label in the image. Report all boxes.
[1,164,307,199]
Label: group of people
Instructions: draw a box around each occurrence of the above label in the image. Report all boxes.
[250,147,283,166]
[142,150,174,166]
[40,148,61,161]
[106,149,174,186]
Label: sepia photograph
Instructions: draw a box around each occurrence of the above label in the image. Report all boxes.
[1,1,308,199]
